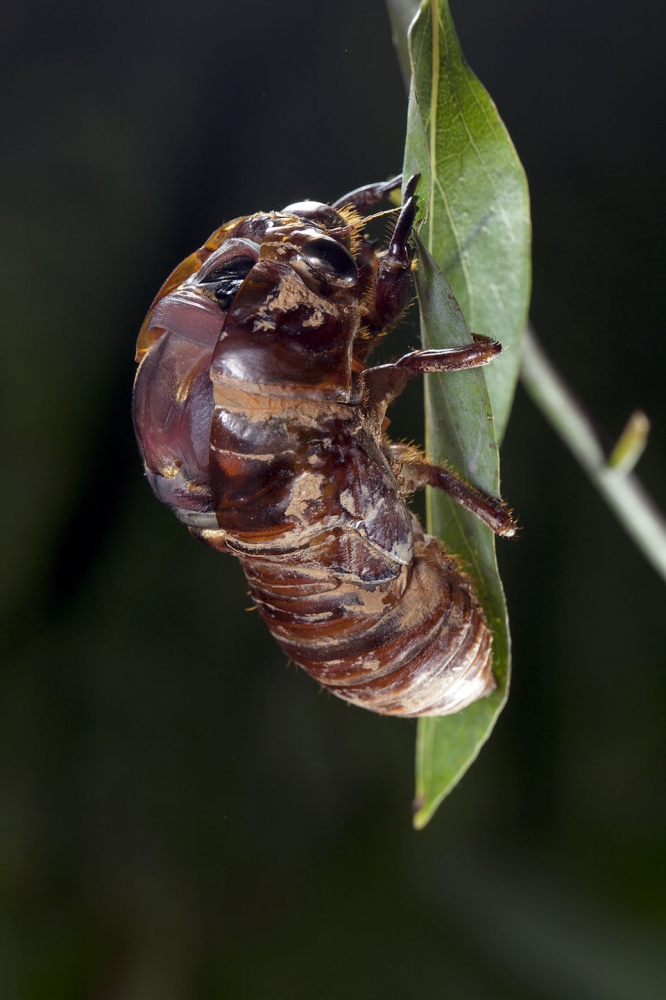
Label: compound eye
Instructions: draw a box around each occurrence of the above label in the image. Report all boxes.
[199,255,255,309]
[301,237,357,284]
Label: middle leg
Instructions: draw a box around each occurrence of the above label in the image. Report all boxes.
[363,335,502,407]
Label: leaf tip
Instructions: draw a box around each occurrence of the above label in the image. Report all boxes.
[412,793,431,830]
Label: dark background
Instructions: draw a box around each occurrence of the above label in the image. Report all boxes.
[1,1,665,996]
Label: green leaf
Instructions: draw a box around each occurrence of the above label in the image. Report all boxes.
[391,0,531,827]
[412,239,510,829]
[404,0,531,441]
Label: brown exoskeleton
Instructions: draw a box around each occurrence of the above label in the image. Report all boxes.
[133,175,515,717]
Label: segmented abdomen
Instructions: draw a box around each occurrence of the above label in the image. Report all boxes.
[236,519,494,718]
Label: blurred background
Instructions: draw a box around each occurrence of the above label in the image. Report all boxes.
[1,0,665,996]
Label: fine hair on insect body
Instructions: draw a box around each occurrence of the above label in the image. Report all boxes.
[133,174,516,717]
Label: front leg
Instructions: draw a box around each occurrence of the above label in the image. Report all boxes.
[332,174,403,211]
[389,444,517,537]
[356,174,420,338]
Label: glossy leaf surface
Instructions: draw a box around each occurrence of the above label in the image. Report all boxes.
[412,239,510,829]
[404,0,531,440]
[392,0,531,827]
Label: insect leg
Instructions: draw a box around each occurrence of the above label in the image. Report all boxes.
[363,336,502,406]
[371,177,420,328]
[332,175,403,210]
[390,444,517,537]
[350,177,421,366]
[395,336,502,375]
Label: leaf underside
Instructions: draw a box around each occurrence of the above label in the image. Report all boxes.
[397,0,531,828]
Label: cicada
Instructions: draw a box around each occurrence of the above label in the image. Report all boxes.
[133,175,515,717]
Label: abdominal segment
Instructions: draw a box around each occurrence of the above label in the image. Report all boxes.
[235,518,495,718]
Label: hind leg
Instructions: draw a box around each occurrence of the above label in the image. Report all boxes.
[389,443,517,537]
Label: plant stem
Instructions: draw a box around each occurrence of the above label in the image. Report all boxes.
[520,327,666,583]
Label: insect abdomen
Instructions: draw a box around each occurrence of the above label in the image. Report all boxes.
[236,520,494,718]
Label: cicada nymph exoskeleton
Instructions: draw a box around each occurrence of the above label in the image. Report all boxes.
[133,175,516,717]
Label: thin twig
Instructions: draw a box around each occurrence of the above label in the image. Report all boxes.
[520,326,666,583]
